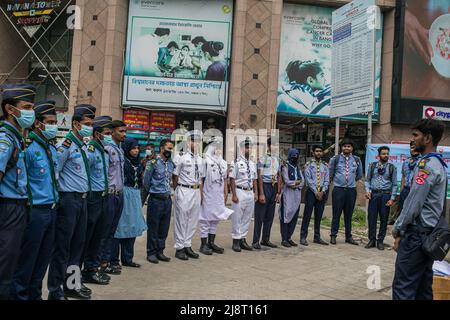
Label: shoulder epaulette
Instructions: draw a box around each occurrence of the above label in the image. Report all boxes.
[88,145,95,152]
[418,159,428,170]
[62,138,72,149]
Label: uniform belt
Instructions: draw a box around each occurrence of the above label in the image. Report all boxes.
[406,224,433,235]
[236,186,253,191]
[150,193,170,200]
[178,184,200,190]
[372,189,391,194]
[60,192,88,199]
[108,189,123,196]
[33,203,58,210]
[334,186,355,190]
[0,198,28,205]
[91,191,108,197]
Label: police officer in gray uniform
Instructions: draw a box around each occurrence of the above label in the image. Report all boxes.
[392,119,447,300]
[47,104,96,300]
[0,84,36,300]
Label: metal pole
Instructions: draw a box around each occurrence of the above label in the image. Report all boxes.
[367,112,373,145]
[335,117,340,155]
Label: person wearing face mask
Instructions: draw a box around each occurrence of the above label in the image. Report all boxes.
[144,139,175,264]
[140,144,155,207]
[280,148,304,248]
[364,146,397,251]
[0,83,36,300]
[81,116,113,286]
[99,120,126,275]
[11,100,59,300]
[47,104,96,300]
[198,137,232,255]
[112,138,147,268]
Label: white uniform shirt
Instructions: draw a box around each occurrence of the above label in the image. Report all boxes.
[229,155,257,188]
[173,151,205,186]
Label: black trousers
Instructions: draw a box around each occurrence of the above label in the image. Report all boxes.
[0,199,27,300]
[47,193,87,298]
[367,193,390,242]
[83,192,108,271]
[146,196,172,257]
[301,189,327,240]
[253,183,278,244]
[331,187,357,239]
[392,229,434,300]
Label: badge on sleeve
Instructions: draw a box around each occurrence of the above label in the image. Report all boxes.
[63,139,72,149]
[88,145,95,152]
[418,169,429,180]
[415,177,425,185]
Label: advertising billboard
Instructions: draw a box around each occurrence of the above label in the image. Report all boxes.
[277,3,383,121]
[123,0,234,111]
[392,0,450,124]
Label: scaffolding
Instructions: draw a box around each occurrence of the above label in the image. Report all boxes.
[0,0,75,105]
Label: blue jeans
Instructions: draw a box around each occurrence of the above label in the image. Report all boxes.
[13,207,56,300]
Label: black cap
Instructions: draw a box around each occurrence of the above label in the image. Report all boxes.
[1,83,36,103]
[111,120,126,128]
[74,104,96,119]
[93,116,112,129]
[34,100,56,117]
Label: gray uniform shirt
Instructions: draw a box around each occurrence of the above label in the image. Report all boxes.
[393,155,447,237]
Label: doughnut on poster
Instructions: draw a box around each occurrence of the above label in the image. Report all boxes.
[123,0,233,111]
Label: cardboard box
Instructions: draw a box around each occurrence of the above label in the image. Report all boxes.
[433,276,450,300]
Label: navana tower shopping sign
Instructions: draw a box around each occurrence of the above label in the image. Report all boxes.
[330,0,380,118]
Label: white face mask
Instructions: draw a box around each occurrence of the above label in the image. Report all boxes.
[146,149,153,157]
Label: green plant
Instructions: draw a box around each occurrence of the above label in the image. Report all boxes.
[320,207,366,229]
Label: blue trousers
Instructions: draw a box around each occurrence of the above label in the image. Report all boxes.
[301,189,327,240]
[0,200,28,300]
[146,196,172,257]
[368,192,390,242]
[13,207,56,300]
[83,192,108,271]
[112,238,136,265]
[280,198,300,242]
[47,193,87,298]
[331,187,357,239]
[99,193,124,265]
[253,183,277,244]
[392,229,434,300]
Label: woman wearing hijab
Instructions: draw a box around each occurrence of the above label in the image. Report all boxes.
[112,138,148,267]
[280,148,304,247]
[199,138,233,255]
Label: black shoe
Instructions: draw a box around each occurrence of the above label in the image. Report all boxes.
[232,239,241,252]
[147,255,159,264]
[199,238,213,255]
[156,253,171,262]
[208,234,224,254]
[345,238,359,246]
[239,239,253,251]
[175,249,189,260]
[261,240,278,248]
[365,240,376,249]
[377,241,385,251]
[81,283,92,295]
[100,265,121,275]
[122,261,141,268]
[330,236,337,245]
[185,247,200,259]
[299,239,309,246]
[98,270,111,281]
[110,263,122,270]
[83,272,110,285]
[288,239,298,247]
[63,288,91,300]
[281,240,291,248]
[252,242,262,250]
[313,238,329,246]
[48,293,68,300]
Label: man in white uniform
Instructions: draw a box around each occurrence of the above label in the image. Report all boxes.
[172,130,205,260]
[199,138,233,255]
[229,138,258,252]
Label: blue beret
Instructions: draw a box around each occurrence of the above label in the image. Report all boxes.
[74,104,96,119]
[34,100,56,117]
[93,116,112,129]
[1,83,36,103]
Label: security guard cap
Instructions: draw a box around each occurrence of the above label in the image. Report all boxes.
[74,104,96,119]
[34,100,56,117]
[1,83,36,103]
[93,116,113,129]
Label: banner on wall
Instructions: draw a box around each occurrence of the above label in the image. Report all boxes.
[123,109,150,131]
[150,112,176,133]
[123,0,233,111]
[366,144,450,198]
[277,3,383,121]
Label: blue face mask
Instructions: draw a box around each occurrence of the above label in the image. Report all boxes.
[79,124,93,138]
[41,123,58,140]
[102,134,113,145]
[13,108,35,129]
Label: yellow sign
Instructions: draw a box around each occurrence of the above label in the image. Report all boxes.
[13,9,54,17]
